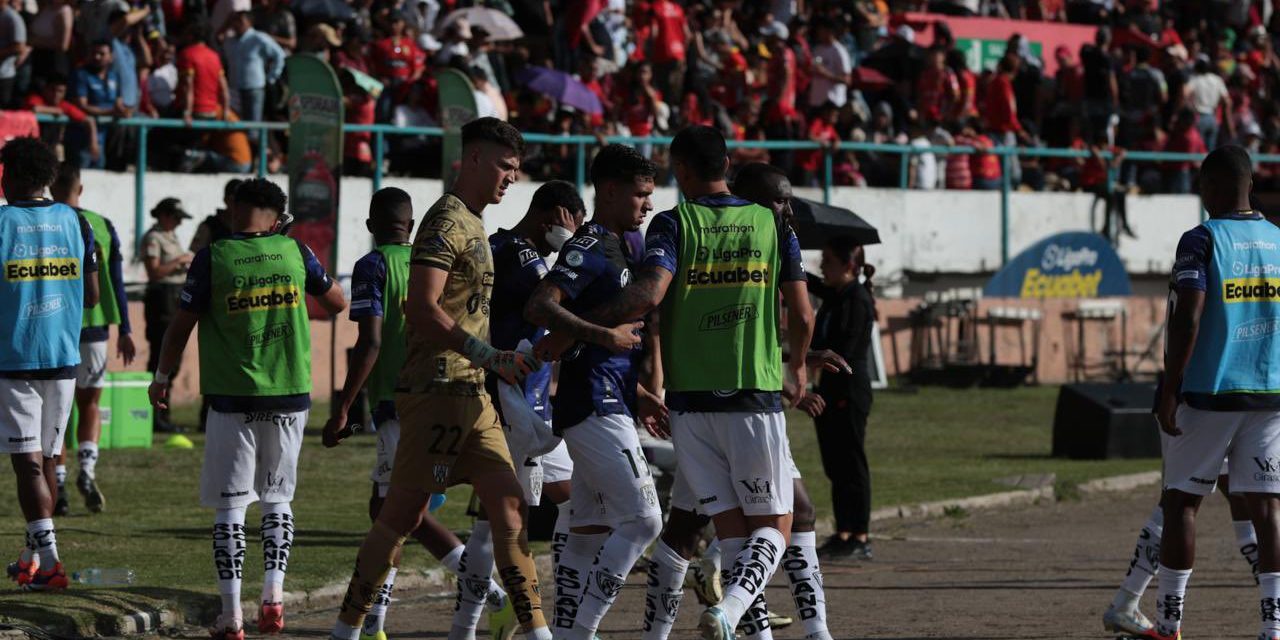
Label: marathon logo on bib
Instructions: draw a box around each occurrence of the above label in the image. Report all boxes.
[685,262,770,289]
[5,257,79,281]
[1224,278,1280,303]
[226,285,302,314]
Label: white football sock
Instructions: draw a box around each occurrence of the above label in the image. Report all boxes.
[332,620,360,640]
[785,531,831,640]
[1236,520,1261,583]
[720,528,786,629]
[54,464,66,490]
[77,441,99,479]
[441,544,466,572]
[261,502,294,604]
[1154,567,1191,637]
[738,594,774,640]
[214,506,248,625]
[1116,506,1163,610]
[552,531,608,637]
[552,501,572,574]
[363,566,397,635]
[440,542,507,613]
[452,521,496,635]
[26,518,58,567]
[642,540,689,640]
[705,537,722,575]
[1260,572,1280,635]
[576,517,662,636]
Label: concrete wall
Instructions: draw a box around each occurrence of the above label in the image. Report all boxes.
[75,170,1186,404]
[87,170,1198,287]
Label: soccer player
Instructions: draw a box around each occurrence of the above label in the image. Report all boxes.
[1149,145,1280,640]
[149,178,347,640]
[323,187,517,640]
[2,137,99,592]
[524,145,663,640]
[635,162,840,640]
[330,117,551,640]
[49,162,137,516]
[487,180,586,632]
[533,126,815,640]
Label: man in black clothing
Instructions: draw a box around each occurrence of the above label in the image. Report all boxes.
[189,178,242,253]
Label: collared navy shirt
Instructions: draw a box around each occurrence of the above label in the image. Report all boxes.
[543,222,639,429]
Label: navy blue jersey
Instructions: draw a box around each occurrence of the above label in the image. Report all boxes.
[180,232,332,412]
[350,248,396,424]
[643,193,806,413]
[489,228,552,420]
[543,222,639,429]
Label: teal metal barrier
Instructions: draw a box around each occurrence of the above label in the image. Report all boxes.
[35,114,1277,265]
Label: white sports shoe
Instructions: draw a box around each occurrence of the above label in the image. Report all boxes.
[688,556,723,606]
[1102,605,1153,635]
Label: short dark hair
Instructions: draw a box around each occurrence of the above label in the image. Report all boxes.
[1201,144,1253,187]
[224,178,244,200]
[90,38,113,51]
[370,186,413,221]
[732,162,787,193]
[590,144,657,187]
[51,161,80,199]
[462,117,525,158]
[670,125,728,181]
[234,178,288,215]
[1,137,59,195]
[530,180,586,216]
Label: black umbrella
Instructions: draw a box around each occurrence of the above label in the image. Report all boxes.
[789,197,880,250]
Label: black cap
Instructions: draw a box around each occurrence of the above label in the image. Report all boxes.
[152,197,191,219]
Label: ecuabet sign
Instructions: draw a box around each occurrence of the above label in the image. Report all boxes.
[984,232,1131,299]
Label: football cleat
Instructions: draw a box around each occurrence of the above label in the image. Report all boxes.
[1103,605,1153,636]
[258,602,284,634]
[77,472,105,514]
[21,563,68,591]
[6,550,37,586]
[689,556,723,606]
[359,632,388,640]
[698,606,736,640]
[488,593,517,640]
[210,614,245,640]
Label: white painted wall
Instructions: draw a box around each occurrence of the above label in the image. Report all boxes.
[79,170,1199,288]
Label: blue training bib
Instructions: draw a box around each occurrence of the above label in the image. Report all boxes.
[0,203,86,371]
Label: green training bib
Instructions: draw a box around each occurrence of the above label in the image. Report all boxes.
[199,235,312,397]
[80,209,122,328]
[366,243,411,406]
[661,200,783,392]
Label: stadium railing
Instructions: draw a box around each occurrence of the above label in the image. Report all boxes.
[34,114,1280,264]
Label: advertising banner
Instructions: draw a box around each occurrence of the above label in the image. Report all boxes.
[286,55,344,319]
[984,231,1132,298]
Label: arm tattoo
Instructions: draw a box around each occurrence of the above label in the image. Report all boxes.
[582,270,664,326]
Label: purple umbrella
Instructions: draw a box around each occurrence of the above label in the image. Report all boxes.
[515,66,603,115]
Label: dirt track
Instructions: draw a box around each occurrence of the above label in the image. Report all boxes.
[165,488,1264,639]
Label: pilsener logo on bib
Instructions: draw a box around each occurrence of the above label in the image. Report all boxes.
[1223,278,1280,303]
[225,285,302,314]
[5,257,79,281]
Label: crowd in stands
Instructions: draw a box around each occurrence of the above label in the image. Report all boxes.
[12,0,1280,193]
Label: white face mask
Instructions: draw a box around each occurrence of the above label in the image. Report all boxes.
[545,225,574,251]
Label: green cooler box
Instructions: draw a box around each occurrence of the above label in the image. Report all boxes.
[66,372,153,449]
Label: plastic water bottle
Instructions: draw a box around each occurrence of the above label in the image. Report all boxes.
[72,568,135,585]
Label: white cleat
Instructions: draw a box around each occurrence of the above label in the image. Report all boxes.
[1102,605,1153,636]
[688,556,723,606]
[699,607,736,640]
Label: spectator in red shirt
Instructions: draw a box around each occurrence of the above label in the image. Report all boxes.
[335,29,370,75]
[176,20,229,124]
[1163,108,1206,194]
[27,73,99,164]
[947,48,977,123]
[761,20,798,123]
[916,45,958,124]
[648,0,689,102]
[798,101,840,185]
[371,15,421,85]
[342,69,376,177]
[983,54,1024,186]
[1054,45,1085,107]
[956,119,1002,190]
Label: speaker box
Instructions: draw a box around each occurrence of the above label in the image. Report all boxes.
[1052,383,1160,459]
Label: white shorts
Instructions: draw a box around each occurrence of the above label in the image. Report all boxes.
[371,417,400,496]
[541,440,573,484]
[563,413,661,528]
[671,411,796,517]
[0,378,74,456]
[669,439,802,513]
[75,341,109,390]
[1162,405,1280,496]
[201,408,308,509]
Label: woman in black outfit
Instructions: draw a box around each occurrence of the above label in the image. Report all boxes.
[804,235,877,560]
